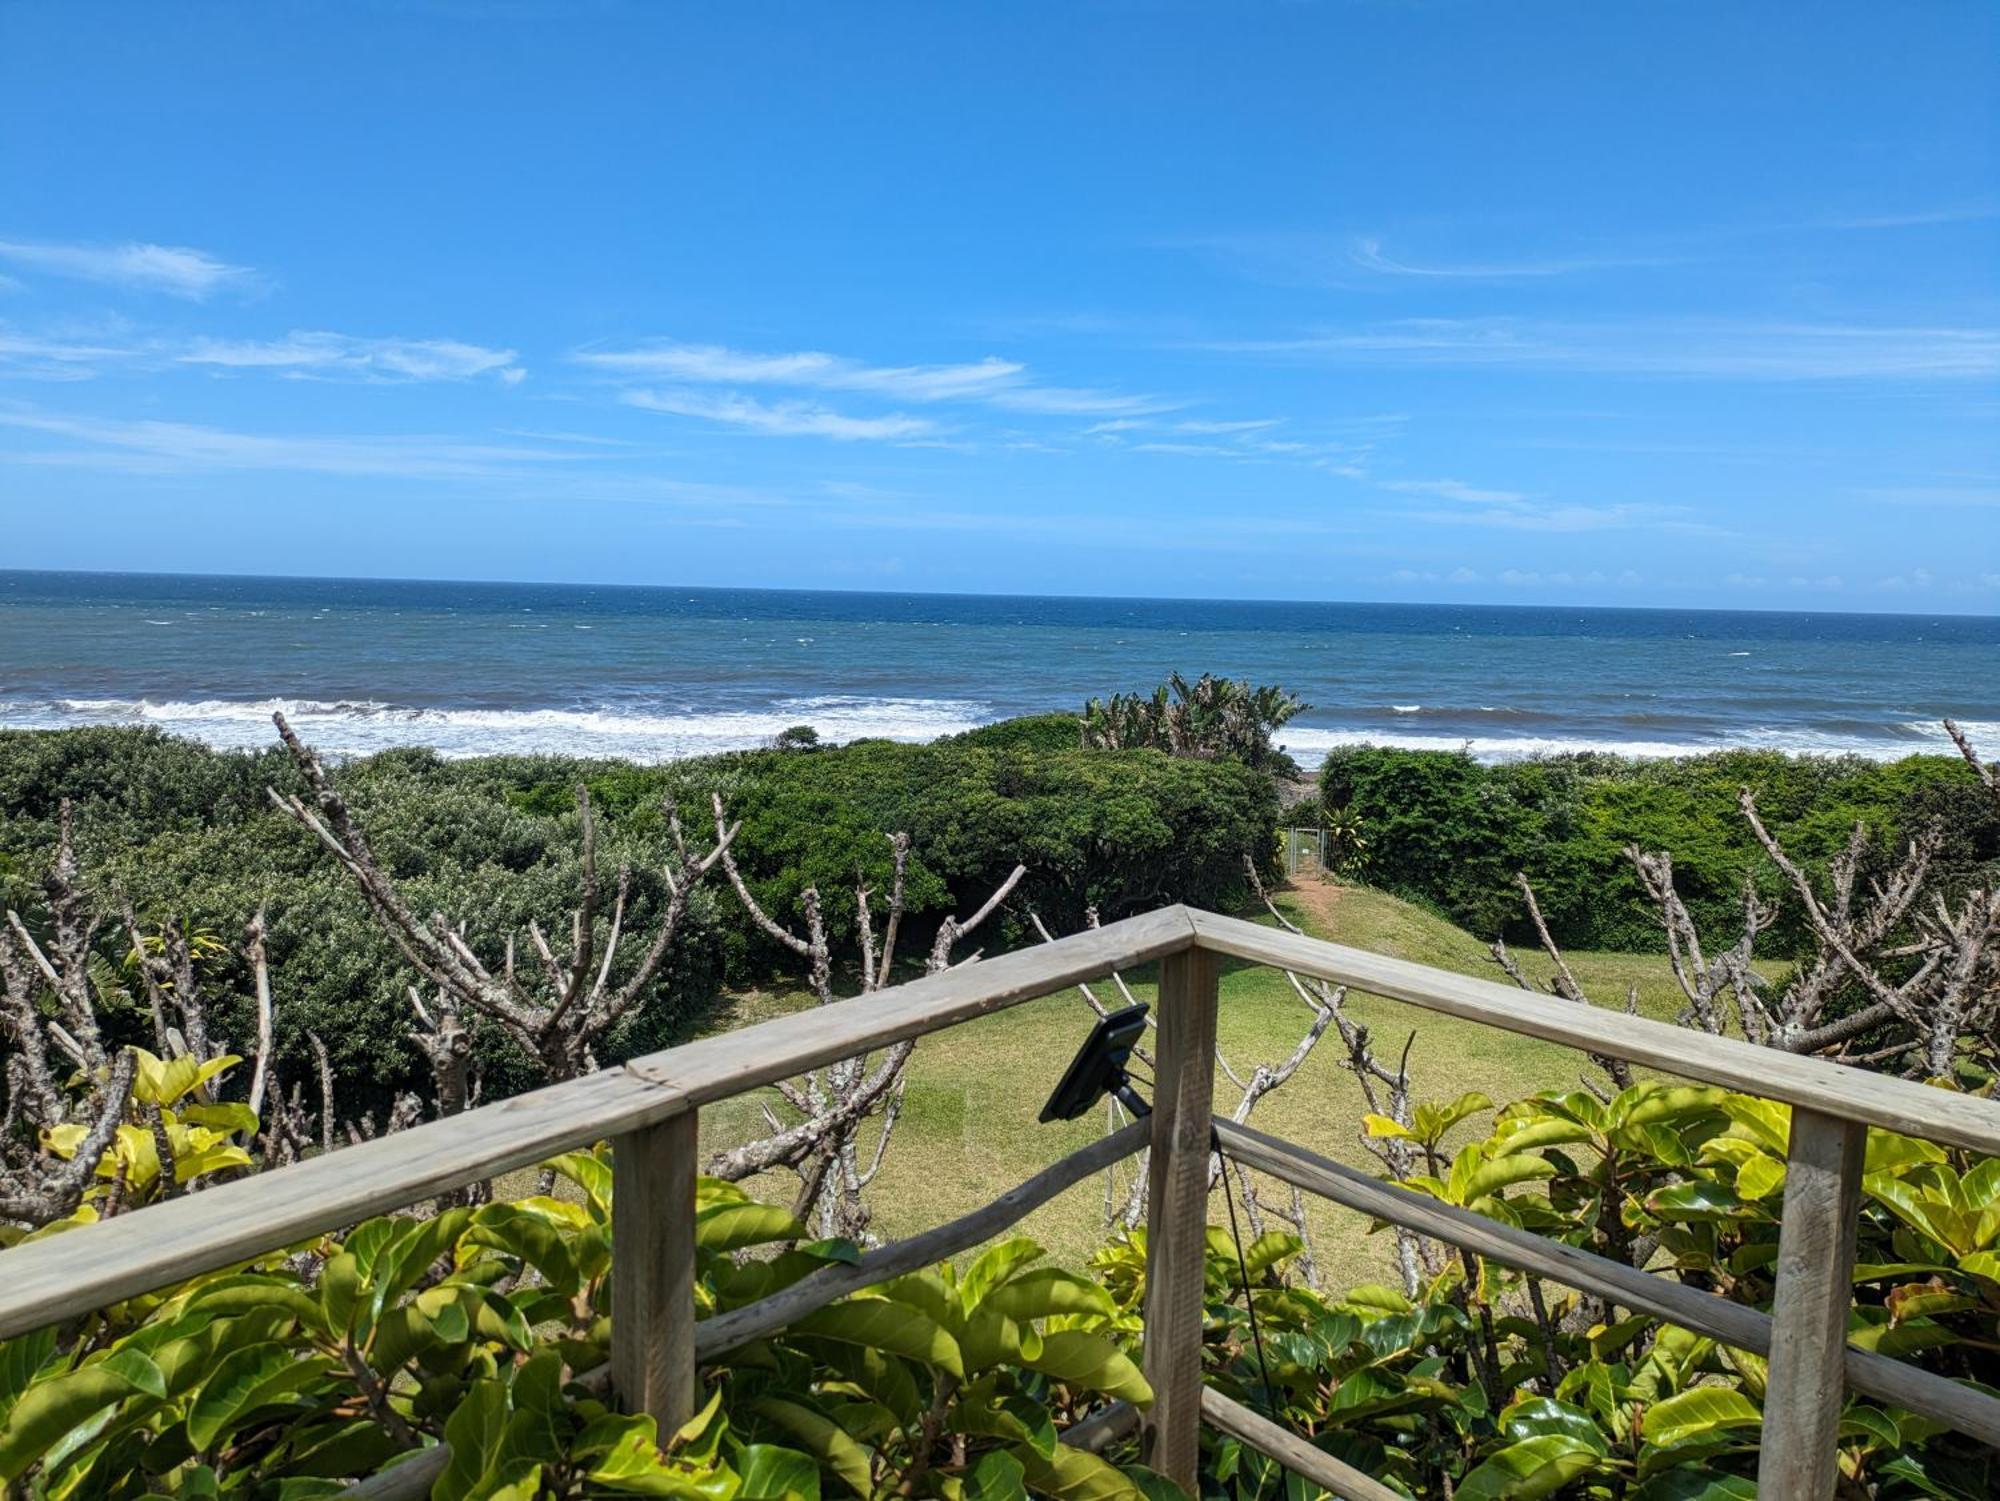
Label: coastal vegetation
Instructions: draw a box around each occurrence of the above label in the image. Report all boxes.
[1,701,1996,1498]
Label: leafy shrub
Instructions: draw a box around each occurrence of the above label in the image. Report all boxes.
[950,715,1083,753]
[5,1073,1995,1497]
[0,729,1275,1108]
[1320,747,1992,953]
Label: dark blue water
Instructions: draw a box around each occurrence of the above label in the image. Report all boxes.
[2,571,1995,765]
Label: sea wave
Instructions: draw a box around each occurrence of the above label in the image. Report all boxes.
[1279,719,1999,765]
[6,695,992,760]
[3,697,1993,768]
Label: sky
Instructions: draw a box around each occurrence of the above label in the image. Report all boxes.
[0,1,1995,610]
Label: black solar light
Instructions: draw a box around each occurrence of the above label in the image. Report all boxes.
[1038,1002,1151,1122]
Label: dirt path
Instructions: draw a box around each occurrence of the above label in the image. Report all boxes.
[1279,872,1345,937]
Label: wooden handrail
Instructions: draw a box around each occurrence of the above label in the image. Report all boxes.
[8,901,2000,1497]
[1189,909,2000,1155]
[1215,1119,2000,1448]
[0,905,1194,1341]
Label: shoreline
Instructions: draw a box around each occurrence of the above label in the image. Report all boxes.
[3,697,1992,769]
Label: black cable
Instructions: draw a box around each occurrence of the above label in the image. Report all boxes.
[1213,1130,1275,1415]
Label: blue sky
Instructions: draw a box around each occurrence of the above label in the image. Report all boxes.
[1,2,1994,610]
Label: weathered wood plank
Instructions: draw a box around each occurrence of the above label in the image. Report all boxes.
[1060,1401,1140,1454]
[1215,1119,2000,1448]
[1141,946,1220,1492]
[1200,1387,1406,1501]
[0,905,1197,1340]
[0,1065,688,1341]
[613,1112,699,1437]
[1758,1109,1868,1498]
[627,905,1197,1104]
[1189,910,2000,1156]
[695,1121,1147,1359]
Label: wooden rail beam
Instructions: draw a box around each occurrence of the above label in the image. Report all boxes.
[1187,910,2000,1157]
[1200,1387,1406,1501]
[695,1121,1147,1359]
[1214,1119,2000,1448]
[1758,1108,1868,1499]
[612,1112,699,1436]
[1141,945,1220,1492]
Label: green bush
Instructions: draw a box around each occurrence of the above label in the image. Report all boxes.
[949,714,1083,753]
[1320,747,1993,953]
[0,729,1276,1108]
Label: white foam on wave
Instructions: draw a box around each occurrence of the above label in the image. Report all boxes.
[1280,718,2000,767]
[8,695,991,761]
[6,699,1994,770]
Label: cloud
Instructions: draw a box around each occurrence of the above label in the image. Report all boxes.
[0,324,523,384]
[0,408,585,479]
[0,238,255,300]
[178,331,524,384]
[1348,236,1681,279]
[0,327,146,380]
[1203,317,2000,381]
[576,338,1171,421]
[577,342,1022,401]
[1378,477,1529,505]
[621,388,938,442]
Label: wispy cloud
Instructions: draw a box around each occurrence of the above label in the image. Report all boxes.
[1204,317,2000,381]
[1348,236,1682,279]
[0,238,256,300]
[1374,471,1715,534]
[578,342,1022,402]
[0,408,585,479]
[0,327,146,381]
[620,388,938,442]
[1377,477,1529,505]
[0,323,523,384]
[576,338,1174,427]
[178,331,524,384]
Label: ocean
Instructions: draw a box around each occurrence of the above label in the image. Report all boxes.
[2,571,1996,767]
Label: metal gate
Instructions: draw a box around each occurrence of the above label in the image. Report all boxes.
[1282,826,1327,877]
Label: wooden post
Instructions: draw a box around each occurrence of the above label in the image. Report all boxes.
[1141,946,1220,1493]
[1757,1107,1866,1499]
[612,1110,698,1437]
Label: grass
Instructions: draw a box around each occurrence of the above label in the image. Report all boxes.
[692,877,1705,1289]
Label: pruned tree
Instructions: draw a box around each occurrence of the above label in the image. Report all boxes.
[1499,720,1999,1082]
[706,800,1026,1240]
[269,711,736,1094]
[0,803,301,1226]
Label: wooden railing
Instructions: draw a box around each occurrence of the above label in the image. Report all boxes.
[5,903,1999,1501]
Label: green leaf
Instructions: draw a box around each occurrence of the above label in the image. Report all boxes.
[185,1344,335,1451]
[434,1379,508,1501]
[982,1269,1114,1324]
[964,1449,1029,1501]
[791,1300,964,1379]
[736,1443,821,1501]
[1628,1470,1758,1501]
[697,1202,807,1254]
[1012,1443,1145,1501]
[752,1398,874,1499]
[0,1329,57,1413]
[960,1240,1047,1311]
[1023,1331,1151,1406]
[946,1383,1058,1460]
[1640,1389,1762,1449]
[1497,1397,1608,1455]
[0,1365,142,1484]
[1454,1435,1602,1501]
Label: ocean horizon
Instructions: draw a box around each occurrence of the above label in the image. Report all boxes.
[3,569,1996,768]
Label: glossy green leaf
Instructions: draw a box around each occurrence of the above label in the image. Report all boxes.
[1454,1435,1602,1501]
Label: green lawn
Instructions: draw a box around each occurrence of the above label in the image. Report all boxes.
[693,879,1705,1288]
